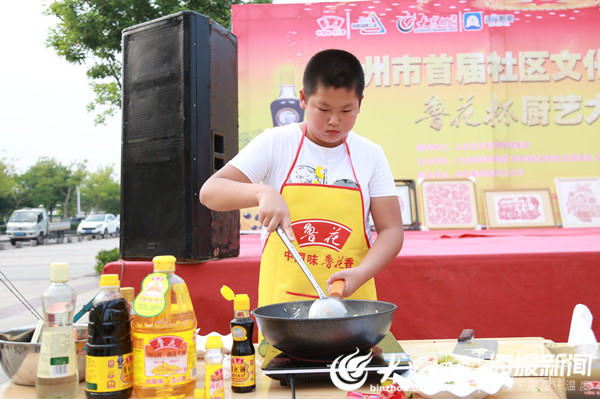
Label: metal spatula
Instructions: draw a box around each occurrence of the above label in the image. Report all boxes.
[276,226,348,318]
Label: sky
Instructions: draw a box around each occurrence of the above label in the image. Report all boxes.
[0,1,121,175]
[0,0,336,176]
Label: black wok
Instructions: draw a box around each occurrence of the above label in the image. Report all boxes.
[252,299,396,359]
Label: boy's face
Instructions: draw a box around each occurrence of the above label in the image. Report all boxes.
[299,85,362,148]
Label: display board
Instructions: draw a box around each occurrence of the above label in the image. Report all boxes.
[232,0,600,223]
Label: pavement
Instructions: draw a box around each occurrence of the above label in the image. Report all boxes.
[0,235,120,385]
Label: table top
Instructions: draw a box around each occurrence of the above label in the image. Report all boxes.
[0,337,563,398]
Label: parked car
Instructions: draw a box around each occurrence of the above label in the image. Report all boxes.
[6,208,70,246]
[77,214,119,238]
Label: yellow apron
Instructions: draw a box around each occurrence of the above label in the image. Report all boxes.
[257,129,377,309]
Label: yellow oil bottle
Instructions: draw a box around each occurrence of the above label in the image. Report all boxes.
[131,255,197,399]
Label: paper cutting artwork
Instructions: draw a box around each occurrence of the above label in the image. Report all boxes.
[494,195,544,222]
[565,183,600,223]
[424,182,475,226]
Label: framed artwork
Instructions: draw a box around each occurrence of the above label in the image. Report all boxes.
[483,189,556,228]
[395,179,419,230]
[554,177,600,228]
[420,179,478,229]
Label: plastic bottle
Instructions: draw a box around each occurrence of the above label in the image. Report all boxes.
[131,255,197,399]
[119,287,135,318]
[220,286,255,393]
[85,274,133,399]
[204,336,224,399]
[36,262,79,399]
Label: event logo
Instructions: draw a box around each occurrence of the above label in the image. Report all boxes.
[397,11,458,33]
[351,12,386,35]
[316,16,347,37]
[329,349,373,391]
[463,12,483,31]
[396,11,416,33]
[291,219,352,251]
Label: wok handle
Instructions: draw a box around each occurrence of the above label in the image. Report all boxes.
[276,226,327,299]
[329,279,346,299]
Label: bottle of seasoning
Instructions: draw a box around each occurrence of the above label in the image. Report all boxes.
[131,255,197,399]
[85,274,133,399]
[220,286,255,393]
[204,336,224,399]
[36,262,79,399]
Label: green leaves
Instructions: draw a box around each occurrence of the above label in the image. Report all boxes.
[44,0,272,125]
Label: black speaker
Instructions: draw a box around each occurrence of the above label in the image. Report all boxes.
[120,11,239,262]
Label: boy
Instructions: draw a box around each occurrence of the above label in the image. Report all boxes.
[200,49,404,308]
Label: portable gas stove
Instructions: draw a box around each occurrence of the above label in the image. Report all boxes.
[261,332,410,398]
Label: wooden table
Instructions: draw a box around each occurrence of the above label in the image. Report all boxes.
[0,338,562,398]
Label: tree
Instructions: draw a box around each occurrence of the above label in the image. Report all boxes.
[0,160,17,220]
[44,0,272,125]
[18,158,84,218]
[81,165,120,215]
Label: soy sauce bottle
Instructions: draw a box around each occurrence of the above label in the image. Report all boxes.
[220,286,255,393]
[86,274,133,399]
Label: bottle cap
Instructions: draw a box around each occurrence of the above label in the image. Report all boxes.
[194,388,205,398]
[120,287,135,302]
[100,274,120,287]
[50,263,69,282]
[152,255,176,272]
[220,285,250,311]
[205,335,223,349]
[279,69,295,86]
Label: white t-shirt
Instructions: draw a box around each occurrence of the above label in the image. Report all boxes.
[229,123,398,242]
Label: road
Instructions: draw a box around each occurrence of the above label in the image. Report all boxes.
[0,236,120,385]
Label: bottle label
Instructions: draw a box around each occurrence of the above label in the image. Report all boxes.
[231,355,255,387]
[205,364,224,399]
[133,273,169,317]
[232,325,248,341]
[85,353,133,392]
[132,329,197,388]
[37,326,77,378]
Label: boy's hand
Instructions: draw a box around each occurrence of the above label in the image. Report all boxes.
[257,185,295,240]
[326,267,369,298]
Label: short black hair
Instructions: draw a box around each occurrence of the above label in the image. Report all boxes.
[303,49,365,100]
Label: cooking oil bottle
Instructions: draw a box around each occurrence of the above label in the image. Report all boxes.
[220,286,255,393]
[131,255,197,399]
[85,274,133,399]
[36,262,79,399]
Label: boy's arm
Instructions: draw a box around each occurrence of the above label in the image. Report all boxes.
[199,164,296,239]
[326,196,404,297]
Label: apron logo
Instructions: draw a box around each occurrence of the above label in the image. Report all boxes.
[291,220,352,251]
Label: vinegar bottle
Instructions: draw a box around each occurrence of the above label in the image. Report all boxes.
[131,255,197,399]
[36,262,79,399]
[220,286,255,393]
[85,274,133,399]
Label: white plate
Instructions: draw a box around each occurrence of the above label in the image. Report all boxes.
[394,364,513,399]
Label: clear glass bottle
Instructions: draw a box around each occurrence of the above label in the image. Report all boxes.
[131,255,197,399]
[36,262,79,399]
[270,69,304,127]
[204,336,224,399]
[85,274,133,399]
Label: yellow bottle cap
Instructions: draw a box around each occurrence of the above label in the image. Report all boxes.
[206,335,223,349]
[152,255,176,272]
[100,274,120,287]
[50,263,69,282]
[220,285,250,311]
[194,388,205,398]
[120,287,135,302]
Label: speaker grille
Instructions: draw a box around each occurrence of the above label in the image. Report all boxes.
[121,11,239,261]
